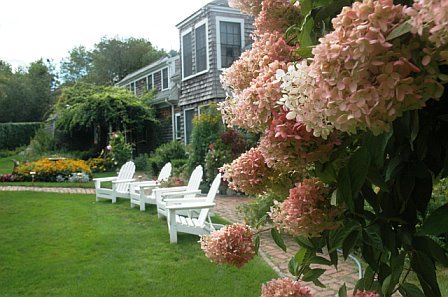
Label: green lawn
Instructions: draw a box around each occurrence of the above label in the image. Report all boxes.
[0,191,277,297]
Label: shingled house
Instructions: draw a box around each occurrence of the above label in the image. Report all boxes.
[117,0,253,145]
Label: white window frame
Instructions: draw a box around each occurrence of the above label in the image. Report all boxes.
[216,16,244,70]
[146,74,154,91]
[183,107,196,144]
[174,112,182,140]
[161,67,169,91]
[198,104,210,118]
[181,18,209,81]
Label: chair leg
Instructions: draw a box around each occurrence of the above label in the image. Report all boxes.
[168,209,177,243]
[140,201,145,211]
[112,194,117,204]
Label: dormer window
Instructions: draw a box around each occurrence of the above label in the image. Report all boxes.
[181,19,209,80]
[216,17,244,69]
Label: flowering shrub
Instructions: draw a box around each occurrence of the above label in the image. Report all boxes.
[159,176,186,188]
[86,157,113,173]
[212,0,448,296]
[270,178,341,237]
[15,158,91,182]
[107,131,133,168]
[200,224,255,268]
[261,278,313,297]
[0,174,23,182]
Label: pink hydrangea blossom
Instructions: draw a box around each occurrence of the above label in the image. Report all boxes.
[259,111,340,173]
[228,0,263,16]
[261,278,313,297]
[408,0,448,48]
[352,291,380,297]
[220,60,289,132]
[221,32,297,93]
[307,0,428,136]
[254,0,302,35]
[221,147,270,195]
[199,223,255,268]
[269,178,341,236]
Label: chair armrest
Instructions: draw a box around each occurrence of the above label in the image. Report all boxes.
[112,178,135,184]
[130,180,158,187]
[165,197,207,205]
[153,186,188,194]
[161,190,201,199]
[166,202,215,210]
[93,177,118,182]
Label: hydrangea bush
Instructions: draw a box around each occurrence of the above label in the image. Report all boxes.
[203,0,448,296]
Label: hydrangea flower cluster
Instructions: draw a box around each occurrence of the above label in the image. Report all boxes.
[261,278,313,297]
[270,178,341,236]
[305,0,426,136]
[220,60,289,132]
[259,111,340,173]
[221,32,295,93]
[255,0,302,35]
[221,147,270,195]
[199,223,255,268]
[352,291,380,297]
[408,0,448,48]
[228,0,263,16]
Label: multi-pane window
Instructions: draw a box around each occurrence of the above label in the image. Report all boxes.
[219,21,242,68]
[129,82,135,93]
[184,108,196,144]
[182,32,193,78]
[175,113,182,140]
[162,68,169,90]
[147,74,153,90]
[195,24,207,73]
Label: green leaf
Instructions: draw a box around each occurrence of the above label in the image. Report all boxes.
[388,252,405,295]
[312,278,326,288]
[288,256,300,275]
[364,266,375,290]
[362,228,383,251]
[338,283,347,297]
[411,251,441,297]
[342,230,359,260]
[300,0,313,16]
[410,110,419,146]
[294,236,315,250]
[299,16,315,47]
[309,256,332,266]
[386,21,412,41]
[364,131,392,169]
[271,228,287,252]
[348,147,370,199]
[413,236,448,266]
[314,0,352,23]
[295,47,314,59]
[337,167,353,211]
[329,221,360,252]
[399,283,426,297]
[419,203,448,236]
[294,248,308,266]
[302,268,326,282]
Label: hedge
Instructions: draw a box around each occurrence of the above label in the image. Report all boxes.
[0,122,43,150]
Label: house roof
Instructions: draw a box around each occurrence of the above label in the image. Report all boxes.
[116,55,179,86]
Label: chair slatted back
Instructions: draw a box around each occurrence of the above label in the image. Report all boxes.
[197,173,221,225]
[185,165,203,199]
[157,162,172,182]
[116,161,135,193]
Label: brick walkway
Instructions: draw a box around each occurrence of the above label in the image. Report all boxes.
[0,186,361,296]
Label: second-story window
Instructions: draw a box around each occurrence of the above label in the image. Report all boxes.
[162,68,169,90]
[195,24,207,72]
[182,32,193,78]
[220,21,242,68]
[147,74,153,90]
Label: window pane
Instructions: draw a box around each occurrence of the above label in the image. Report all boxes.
[195,24,207,72]
[220,21,241,68]
[184,109,195,144]
[182,32,193,77]
[162,68,169,89]
[175,114,182,139]
[147,74,153,90]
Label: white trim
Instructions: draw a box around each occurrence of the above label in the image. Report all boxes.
[198,103,210,118]
[174,112,182,140]
[161,67,169,91]
[181,18,209,81]
[216,16,245,70]
[147,73,154,90]
[183,107,196,144]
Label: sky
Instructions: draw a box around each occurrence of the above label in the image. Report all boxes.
[0,0,211,70]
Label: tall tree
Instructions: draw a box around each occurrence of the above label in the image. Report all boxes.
[60,37,165,85]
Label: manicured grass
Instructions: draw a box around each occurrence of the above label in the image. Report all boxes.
[0,191,277,297]
[0,154,20,174]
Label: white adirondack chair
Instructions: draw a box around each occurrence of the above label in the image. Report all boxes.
[129,162,172,211]
[165,173,222,243]
[93,161,136,203]
[155,165,203,218]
